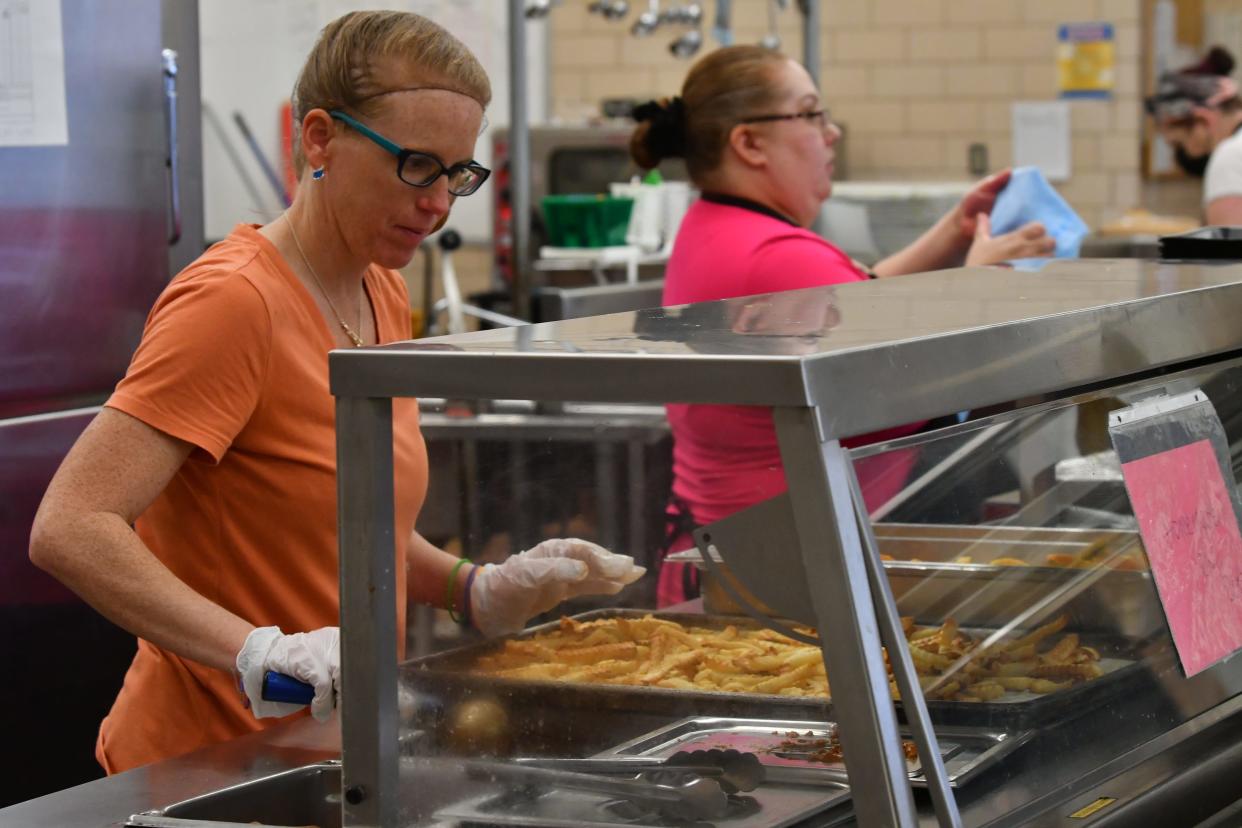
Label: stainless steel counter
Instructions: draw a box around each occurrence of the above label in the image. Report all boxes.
[332,258,1242,440]
[0,717,338,827]
[1078,234,1162,259]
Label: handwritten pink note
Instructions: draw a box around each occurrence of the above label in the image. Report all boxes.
[1121,438,1242,677]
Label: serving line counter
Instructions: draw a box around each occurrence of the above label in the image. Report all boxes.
[328,258,1242,828]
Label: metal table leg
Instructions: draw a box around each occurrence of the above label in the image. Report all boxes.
[627,438,645,564]
[595,441,619,552]
[462,439,481,560]
[511,439,531,551]
[411,604,434,659]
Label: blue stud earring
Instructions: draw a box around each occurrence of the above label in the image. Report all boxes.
[312,167,325,180]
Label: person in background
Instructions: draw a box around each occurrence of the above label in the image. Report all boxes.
[29,10,642,774]
[630,45,1054,606]
[1147,46,1242,225]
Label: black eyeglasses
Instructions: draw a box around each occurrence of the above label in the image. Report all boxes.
[741,109,832,130]
[329,110,491,196]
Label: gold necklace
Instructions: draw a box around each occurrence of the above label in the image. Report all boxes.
[284,215,365,347]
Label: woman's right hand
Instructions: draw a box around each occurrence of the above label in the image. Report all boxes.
[470,539,645,638]
[236,625,340,722]
[965,214,1056,266]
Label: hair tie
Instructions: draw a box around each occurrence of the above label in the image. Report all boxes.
[632,96,687,158]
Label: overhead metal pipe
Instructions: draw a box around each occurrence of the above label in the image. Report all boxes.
[801,0,825,235]
[801,0,820,87]
[712,0,733,45]
[508,0,533,320]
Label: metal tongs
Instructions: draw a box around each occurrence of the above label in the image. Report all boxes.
[513,748,765,793]
[465,758,731,821]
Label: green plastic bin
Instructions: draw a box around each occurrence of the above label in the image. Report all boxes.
[541,194,634,248]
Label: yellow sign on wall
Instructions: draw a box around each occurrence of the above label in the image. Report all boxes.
[1058,22,1116,99]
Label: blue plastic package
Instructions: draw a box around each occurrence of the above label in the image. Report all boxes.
[988,166,1089,259]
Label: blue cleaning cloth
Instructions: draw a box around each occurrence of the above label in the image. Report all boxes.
[988,166,1089,259]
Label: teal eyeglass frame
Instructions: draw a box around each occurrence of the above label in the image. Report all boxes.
[329,110,491,196]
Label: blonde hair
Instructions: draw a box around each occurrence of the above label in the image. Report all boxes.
[631,45,788,181]
[291,10,491,174]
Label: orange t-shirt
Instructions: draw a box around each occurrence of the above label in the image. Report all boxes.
[96,224,428,773]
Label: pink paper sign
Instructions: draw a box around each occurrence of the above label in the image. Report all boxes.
[1121,438,1242,677]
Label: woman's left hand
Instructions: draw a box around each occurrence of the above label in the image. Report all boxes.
[957,169,1013,239]
[965,214,1056,266]
[470,539,646,637]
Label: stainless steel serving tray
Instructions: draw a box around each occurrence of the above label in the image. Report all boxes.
[404,610,834,726]
[876,523,1159,641]
[599,716,1033,789]
[403,609,1147,731]
[669,523,1161,639]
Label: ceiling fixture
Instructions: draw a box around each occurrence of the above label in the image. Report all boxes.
[524,0,560,19]
[760,0,789,49]
[669,27,703,58]
[588,0,630,19]
[663,2,702,25]
[711,0,734,45]
[631,0,662,36]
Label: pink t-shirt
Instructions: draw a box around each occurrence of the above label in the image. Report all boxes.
[660,197,920,589]
[663,196,870,306]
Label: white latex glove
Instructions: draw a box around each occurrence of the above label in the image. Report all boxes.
[471,539,646,638]
[236,625,340,722]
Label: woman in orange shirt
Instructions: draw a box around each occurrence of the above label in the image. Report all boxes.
[28,10,643,773]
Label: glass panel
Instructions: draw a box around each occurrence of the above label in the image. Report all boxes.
[848,359,1242,823]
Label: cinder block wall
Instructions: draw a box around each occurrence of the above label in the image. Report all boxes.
[551,0,1148,230]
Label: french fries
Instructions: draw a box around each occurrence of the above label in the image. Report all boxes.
[470,613,1107,704]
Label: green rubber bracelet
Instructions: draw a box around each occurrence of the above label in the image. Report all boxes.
[446,557,472,623]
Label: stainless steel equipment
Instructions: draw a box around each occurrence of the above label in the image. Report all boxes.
[0,0,203,806]
[499,0,819,307]
[533,279,666,320]
[329,257,1242,827]
[491,123,688,284]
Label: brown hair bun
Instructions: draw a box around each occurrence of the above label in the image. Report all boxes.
[1182,45,1236,77]
[630,97,687,169]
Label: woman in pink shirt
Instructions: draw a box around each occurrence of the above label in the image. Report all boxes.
[631,46,1055,605]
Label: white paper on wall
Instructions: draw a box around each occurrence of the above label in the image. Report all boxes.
[1011,101,1071,182]
[0,0,69,147]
